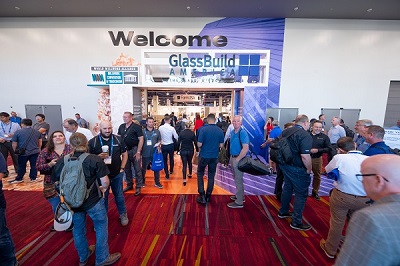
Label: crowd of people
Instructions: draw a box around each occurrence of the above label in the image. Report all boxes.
[1,110,399,265]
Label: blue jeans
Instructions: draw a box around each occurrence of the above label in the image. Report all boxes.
[48,196,60,214]
[278,164,311,225]
[161,144,175,178]
[72,198,109,265]
[17,153,39,180]
[141,156,160,184]
[0,208,17,266]
[104,172,127,215]
[180,150,194,179]
[197,157,218,196]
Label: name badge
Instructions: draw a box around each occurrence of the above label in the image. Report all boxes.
[104,156,112,164]
[147,140,152,146]
[4,134,9,138]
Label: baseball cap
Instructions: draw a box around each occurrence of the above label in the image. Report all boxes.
[54,202,73,231]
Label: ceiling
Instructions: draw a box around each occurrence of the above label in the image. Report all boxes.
[0,0,399,20]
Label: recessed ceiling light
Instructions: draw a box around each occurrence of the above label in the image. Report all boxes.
[15,6,20,10]
[294,7,299,11]
[367,8,372,12]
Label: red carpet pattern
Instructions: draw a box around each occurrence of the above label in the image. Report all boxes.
[5,191,335,265]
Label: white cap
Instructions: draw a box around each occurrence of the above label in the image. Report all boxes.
[54,202,73,231]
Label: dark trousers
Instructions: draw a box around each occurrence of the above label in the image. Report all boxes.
[197,157,218,196]
[17,153,39,180]
[125,147,143,188]
[180,150,194,179]
[0,142,18,174]
[279,164,311,225]
[274,164,284,201]
[328,144,337,162]
[141,156,160,185]
[161,144,174,178]
[0,208,17,266]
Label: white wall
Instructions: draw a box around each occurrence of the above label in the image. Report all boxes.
[0,17,399,128]
[281,19,400,125]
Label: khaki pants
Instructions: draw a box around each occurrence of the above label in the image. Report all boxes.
[311,157,322,194]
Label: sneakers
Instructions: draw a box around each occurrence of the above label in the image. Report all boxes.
[169,171,173,175]
[30,179,38,183]
[290,222,311,231]
[196,195,206,204]
[97,252,121,266]
[8,179,23,184]
[79,245,95,266]
[187,174,192,178]
[230,196,246,203]
[154,183,163,189]
[320,239,335,259]
[311,192,320,200]
[227,202,244,208]
[123,186,133,193]
[134,188,141,196]
[120,213,129,226]
[277,212,292,218]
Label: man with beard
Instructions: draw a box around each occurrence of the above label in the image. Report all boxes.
[88,121,129,226]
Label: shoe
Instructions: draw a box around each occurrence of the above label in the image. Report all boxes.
[8,179,23,184]
[79,245,95,266]
[311,192,320,200]
[227,202,244,208]
[134,188,141,196]
[4,172,9,178]
[165,176,170,180]
[187,174,192,178]
[205,194,211,203]
[30,179,37,183]
[320,239,335,259]
[123,186,133,193]
[154,183,163,189]
[290,222,311,231]
[97,252,121,266]
[183,181,186,186]
[140,184,145,188]
[50,225,55,232]
[277,212,292,218]
[230,196,246,203]
[196,195,206,204]
[169,171,173,175]
[120,213,129,226]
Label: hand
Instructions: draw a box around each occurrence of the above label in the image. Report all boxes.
[49,158,58,167]
[310,148,318,153]
[261,142,267,148]
[98,152,109,159]
[195,152,199,157]
[135,152,141,161]
[99,186,108,197]
[0,138,5,143]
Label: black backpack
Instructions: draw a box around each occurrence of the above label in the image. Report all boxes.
[270,129,300,164]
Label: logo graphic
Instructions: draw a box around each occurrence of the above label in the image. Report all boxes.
[92,74,105,82]
[238,54,261,76]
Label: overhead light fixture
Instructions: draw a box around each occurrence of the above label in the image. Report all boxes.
[294,7,299,11]
[367,8,373,12]
[15,6,20,10]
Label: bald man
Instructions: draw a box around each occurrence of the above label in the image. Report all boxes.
[335,154,400,265]
[88,121,129,226]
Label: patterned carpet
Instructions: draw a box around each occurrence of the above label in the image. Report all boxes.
[4,191,336,266]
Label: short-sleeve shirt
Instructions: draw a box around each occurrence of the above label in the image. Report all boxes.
[88,134,126,178]
[0,153,7,209]
[51,152,110,212]
[12,127,42,156]
[0,121,21,141]
[142,128,161,158]
[118,123,143,150]
[269,126,282,139]
[364,142,393,156]
[230,128,250,156]
[282,125,313,168]
[198,124,224,158]
[33,122,50,140]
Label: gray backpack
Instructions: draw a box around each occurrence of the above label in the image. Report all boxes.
[59,153,94,208]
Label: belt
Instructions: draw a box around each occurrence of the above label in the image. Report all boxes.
[336,188,367,198]
[231,155,239,158]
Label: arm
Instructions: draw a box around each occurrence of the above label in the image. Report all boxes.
[120,151,128,172]
[135,136,144,160]
[235,143,249,161]
[99,176,110,196]
[301,154,312,174]
[173,128,178,139]
[325,157,337,173]
[38,139,42,149]
[38,127,47,134]
[12,141,17,151]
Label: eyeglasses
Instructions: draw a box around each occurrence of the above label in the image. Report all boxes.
[355,174,389,182]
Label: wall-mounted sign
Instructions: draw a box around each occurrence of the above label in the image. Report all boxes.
[173,94,202,102]
[90,66,139,85]
[384,129,400,149]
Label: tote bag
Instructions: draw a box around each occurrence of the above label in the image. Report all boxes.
[151,150,164,171]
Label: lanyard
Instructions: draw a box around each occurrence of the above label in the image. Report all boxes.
[1,122,11,134]
[144,129,156,141]
[98,135,114,155]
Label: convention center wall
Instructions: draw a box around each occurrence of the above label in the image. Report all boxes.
[0,17,399,130]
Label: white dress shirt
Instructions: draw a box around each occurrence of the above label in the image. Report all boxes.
[325,150,368,196]
[158,123,178,145]
[64,127,94,144]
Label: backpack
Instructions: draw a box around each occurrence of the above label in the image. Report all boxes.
[59,153,95,208]
[269,129,300,165]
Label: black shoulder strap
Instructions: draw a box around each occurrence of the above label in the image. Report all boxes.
[21,128,36,149]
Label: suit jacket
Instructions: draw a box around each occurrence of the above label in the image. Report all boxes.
[335,194,400,266]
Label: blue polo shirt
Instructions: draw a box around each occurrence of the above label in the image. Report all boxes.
[269,126,282,139]
[364,141,393,156]
[230,128,250,156]
[198,124,224,158]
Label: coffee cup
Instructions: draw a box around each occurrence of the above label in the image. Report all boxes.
[101,145,109,153]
